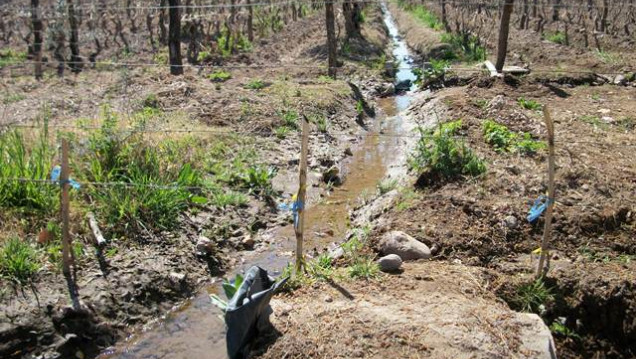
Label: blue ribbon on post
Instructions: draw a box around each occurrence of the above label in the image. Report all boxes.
[527,195,554,222]
[278,196,304,229]
[50,166,81,190]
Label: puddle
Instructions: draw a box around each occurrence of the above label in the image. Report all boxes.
[98,3,418,358]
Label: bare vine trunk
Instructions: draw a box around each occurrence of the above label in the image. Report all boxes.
[31,0,43,80]
[159,0,168,46]
[326,2,337,78]
[68,0,82,73]
[496,0,514,72]
[168,0,183,75]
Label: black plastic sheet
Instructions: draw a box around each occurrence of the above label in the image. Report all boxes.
[225,266,287,359]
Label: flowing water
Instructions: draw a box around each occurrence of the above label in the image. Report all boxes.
[98,4,417,359]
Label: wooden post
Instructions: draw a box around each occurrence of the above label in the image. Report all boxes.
[168,0,184,75]
[325,1,337,78]
[495,0,515,73]
[295,116,309,273]
[536,107,556,278]
[60,139,72,279]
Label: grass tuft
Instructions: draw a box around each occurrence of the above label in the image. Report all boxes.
[510,278,554,313]
[409,120,486,181]
[517,97,542,111]
[0,238,40,285]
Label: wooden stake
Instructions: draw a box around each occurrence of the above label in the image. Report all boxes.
[60,139,72,278]
[495,0,515,73]
[295,115,309,273]
[537,106,556,278]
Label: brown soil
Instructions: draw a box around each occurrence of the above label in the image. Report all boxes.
[255,262,554,359]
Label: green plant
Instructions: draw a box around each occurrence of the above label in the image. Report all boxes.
[0,238,40,285]
[278,109,299,129]
[208,70,232,82]
[473,99,489,109]
[239,165,277,195]
[595,49,620,65]
[407,4,444,30]
[355,100,364,116]
[143,94,160,109]
[413,59,449,88]
[377,178,398,194]
[550,321,580,339]
[275,126,291,139]
[0,126,58,214]
[83,108,204,237]
[210,273,244,311]
[518,97,542,111]
[309,114,328,133]
[516,133,547,155]
[348,256,379,279]
[306,253,333,280]
[197,50,212,63]
[0,49,27,67]
[579,114,606,129]
[409,120,486,181]
[211,190,248,208]
[245,78,265,90]
[483,119,517,152]
[545,31,566,44]
[2,93,26,105]
[440,33,487,63]
[483,120,545,155]
[510,279,554,313]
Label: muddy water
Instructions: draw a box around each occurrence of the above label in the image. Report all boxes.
[98,4,417,359]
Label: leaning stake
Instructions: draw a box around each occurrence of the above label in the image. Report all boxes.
[295,115,309,273]
[537,106,556,278]
[60,139,80,309]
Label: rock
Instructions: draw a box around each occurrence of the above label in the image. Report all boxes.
[196,236,214,255]
[241,235,255,249]
[516,313,558,359]
[504,215,519,229]
[614,74,626,85]
[378,231,431,261]
[328,246,345,260]
[344,147,353,156]
[322,166,342,185]
[487,95,506,111]
[324,295,333,303]
[378,254,402,272]
[375,82,395,96]
[395,79,412,92]
[169,272,186,282]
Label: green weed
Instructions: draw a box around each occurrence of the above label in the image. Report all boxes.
[309,114,328,133]
[239,165,277,196]
[306,253,333,281]
[404,4,444,30]
[278,109,299,130]
[356,100,364,116]
[545,31,566,45]
[510,278,554,313]
[440,33,487,63]
[579,114,606,129]
[245,79,265,90]
[518,97,542,110]
[595,49,620,65]
[550,321,581,339]
[413,59,449,89]
[2,93,26,105]
[82,108,204,237]
[275,126,291,139]
[208,70,232,82]
[0,238,40,285]
[0,49,27,68]
[211,190,248,208]
[483,120,546,155]
[210,273,244,311]
[377,178,398,194]
[0,126,58,214]
[409,120,486,181]
[348,256,379,279]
